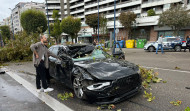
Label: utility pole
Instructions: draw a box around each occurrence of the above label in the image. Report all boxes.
[98,0,100,43]
[45,0,50,36]
[113,0,116,54]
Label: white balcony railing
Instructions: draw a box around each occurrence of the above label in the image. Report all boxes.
[136,16,159,26]
[46,6,61,9]
[46,0,60,4]
[70,9,84,15]
[142,0,183,8]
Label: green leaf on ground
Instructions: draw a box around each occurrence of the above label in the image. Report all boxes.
[185,107,190,111]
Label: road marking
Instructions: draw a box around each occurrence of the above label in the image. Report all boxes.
[142,66,190,74]
[2,68,73,111]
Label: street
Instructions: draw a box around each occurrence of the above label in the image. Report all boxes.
[1,49,190,111]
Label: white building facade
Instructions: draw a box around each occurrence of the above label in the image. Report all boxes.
[46,0,189,42]
[11,2,45,33]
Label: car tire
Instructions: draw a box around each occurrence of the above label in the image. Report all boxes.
[175,46,181,52]
[148,46,155,52]
[73,76,87,100]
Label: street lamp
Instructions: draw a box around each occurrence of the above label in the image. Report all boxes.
[9,8,15,40]
[113,0,116,54]
[45,0,50,36]
[98,0,100,43]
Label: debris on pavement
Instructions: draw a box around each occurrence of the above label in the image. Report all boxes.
[143,91,155,102]
[175,66,180,70]
[57,92,74,101]
[185,107,190,111]
[97,104,116,110]
[170,100,182,106]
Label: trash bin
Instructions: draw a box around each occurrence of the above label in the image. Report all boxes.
[137,39,147,48]
[116,40,124,48]
[125,40,135,48]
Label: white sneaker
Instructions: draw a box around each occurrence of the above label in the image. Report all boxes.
[44,88,54,93]
[37,88,44,93]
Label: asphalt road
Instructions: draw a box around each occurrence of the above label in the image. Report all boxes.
[0,73,53,111]
[2,48,190,111]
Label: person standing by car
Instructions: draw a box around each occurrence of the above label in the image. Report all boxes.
[184,36,190,52]
[156,35,164,54]
[30,34,60,93]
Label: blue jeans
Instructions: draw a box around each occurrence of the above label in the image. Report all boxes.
[156,44,164,54]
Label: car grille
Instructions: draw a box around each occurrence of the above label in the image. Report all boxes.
[109,74,141,95]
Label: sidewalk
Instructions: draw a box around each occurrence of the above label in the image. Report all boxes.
[6,61,36,75]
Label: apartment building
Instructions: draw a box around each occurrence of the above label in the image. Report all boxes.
[47,0,190,42]
[45,0,63,23]
[11,2,45,33]
[0,21,5,27]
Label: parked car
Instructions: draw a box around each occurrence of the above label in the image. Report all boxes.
[48,44,142,104]
[144,37,185,52]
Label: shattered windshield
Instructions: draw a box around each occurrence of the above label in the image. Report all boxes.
[72,49,107,62]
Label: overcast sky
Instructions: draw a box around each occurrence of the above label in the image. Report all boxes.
[0,0,44,22]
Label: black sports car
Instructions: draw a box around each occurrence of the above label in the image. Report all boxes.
[48,44,142,104]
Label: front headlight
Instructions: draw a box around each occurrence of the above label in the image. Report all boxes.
[87,82,111,90]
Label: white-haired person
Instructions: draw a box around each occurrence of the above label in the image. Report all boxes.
[30,34,60,93]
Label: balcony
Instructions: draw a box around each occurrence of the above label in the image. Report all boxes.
[106,9,141,18]
[107,20,122,28]
[70,0,79,3]
[48,18,62,21]
[84,0,141,15]
[76,15,85,18]
[107,16,160,28]
[46,0,60,4]
[70,9,84,15]
[136,16,159,26]
[142,0,183,8]
[70,2,84,9]
[45,6,61,9]
[47,12,61,15]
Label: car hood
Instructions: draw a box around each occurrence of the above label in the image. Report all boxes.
[74,59,138,80]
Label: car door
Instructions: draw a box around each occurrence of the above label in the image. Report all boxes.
[49,46,59,79]
[162,38,168,49]
[167,38,177,49]
[50,46,73,84]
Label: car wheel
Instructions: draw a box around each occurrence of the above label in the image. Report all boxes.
[175,46,181,52]
[148,46,155,52]
[73,76,86,99]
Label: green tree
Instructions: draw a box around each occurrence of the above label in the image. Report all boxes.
[100,14,108,35]
[0,25,11,40]
[147,9,156,16]
[51,10,62,44]
[118,11,137,39]
[60,16,81,43]
[20,9,47,34]
[158,4,190,36]
[85,14,102,35]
